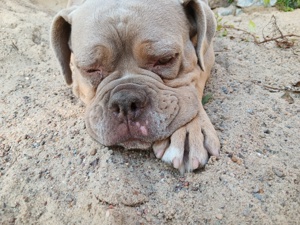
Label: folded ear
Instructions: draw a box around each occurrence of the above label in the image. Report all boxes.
[50,7,77,85]
[182,0,216,71]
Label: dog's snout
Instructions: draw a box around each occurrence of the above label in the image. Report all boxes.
[109,89,148,121]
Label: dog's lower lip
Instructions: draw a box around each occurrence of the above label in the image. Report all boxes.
[119,138,152,149]
[122,138,148,144]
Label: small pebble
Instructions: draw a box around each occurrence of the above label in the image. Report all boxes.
[221,87,228,94]
[231,156,238,162]
[253,186,260,193]
[90,149,97,156]
[272,167,285,178]
[253,193,262,201]
[247,109,254,114]
[216,214,223,220]
[231,155,242,165]
[77,158,83,165]
[243,208,250,216]
[32,143,39,148]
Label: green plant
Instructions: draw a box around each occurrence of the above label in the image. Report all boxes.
[202,93,213,105]
[248,20,256,33]
[276,0,300,11]
[263,0,271,6]
[215,14,300,48]
[215,14,233,37]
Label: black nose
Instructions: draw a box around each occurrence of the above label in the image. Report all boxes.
[108,89,148,121]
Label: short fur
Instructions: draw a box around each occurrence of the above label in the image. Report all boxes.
[51,0,220,173]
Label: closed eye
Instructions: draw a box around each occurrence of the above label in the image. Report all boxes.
[86,69,101,73]
[82,67,104,80]
[80,67,105,86]
[154,53,179,67]
[81,66,103,75]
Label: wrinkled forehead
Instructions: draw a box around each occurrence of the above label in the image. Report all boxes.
[71,0,189,50]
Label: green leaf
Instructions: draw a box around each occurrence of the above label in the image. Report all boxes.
[217,24,223,31]
[202,93,213,105]
[248,20,256,32]
[222,29,228,37]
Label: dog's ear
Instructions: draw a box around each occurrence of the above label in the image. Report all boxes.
[50,7,77,85]
[181,0,216,71]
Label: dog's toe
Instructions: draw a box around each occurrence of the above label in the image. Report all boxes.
[157,110,219,173]
[183,118,209,172]
[199,105,220,157]
[159,126,186,172]
[153,139,170,159]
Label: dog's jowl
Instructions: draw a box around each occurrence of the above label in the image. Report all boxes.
[51,0,220,173]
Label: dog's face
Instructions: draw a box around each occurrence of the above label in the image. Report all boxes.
[51,0,216,150]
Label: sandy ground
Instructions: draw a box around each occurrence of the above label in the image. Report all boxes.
[1,0,300,224]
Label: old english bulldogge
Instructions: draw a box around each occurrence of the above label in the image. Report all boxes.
[51,0,220,173]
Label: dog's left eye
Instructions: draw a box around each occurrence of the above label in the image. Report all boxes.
[155,57,173,66]
[154,54,178,67]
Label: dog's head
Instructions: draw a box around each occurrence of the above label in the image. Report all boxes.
[51,0,216,149]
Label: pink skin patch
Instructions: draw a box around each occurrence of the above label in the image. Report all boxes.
[135,122,148,136]
[140,126,148,136]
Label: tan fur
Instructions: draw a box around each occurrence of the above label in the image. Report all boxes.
[51,0,220,172]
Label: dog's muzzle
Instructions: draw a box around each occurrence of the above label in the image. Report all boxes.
[108,84,149,124]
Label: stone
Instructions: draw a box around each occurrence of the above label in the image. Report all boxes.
[217,5,238,16]
[272,167,285,178]
[209,0,231,9]
[236,0,277,8]
[216,214,224,220]
[90,148,97,156]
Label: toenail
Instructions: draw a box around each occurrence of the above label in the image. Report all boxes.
[173,158,181,169]
[192,158,199,170]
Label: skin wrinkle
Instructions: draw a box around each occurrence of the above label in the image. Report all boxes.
[84,64,199,147]
[77,0,188,75]
[86,83,180,127]
[86,81,183,146]
[94,75,170,103]
[51,0,220,172]
[52,0,219,157]
[73,3,191,87]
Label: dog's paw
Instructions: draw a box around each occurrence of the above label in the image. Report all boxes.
[153,106,220,173]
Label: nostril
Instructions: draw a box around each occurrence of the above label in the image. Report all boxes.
[109,87,148,120]
[130,102,138,112]
[111,103,120,115]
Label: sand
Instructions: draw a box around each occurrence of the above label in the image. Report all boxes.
[0,0,299,224]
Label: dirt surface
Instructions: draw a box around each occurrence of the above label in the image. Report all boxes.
[1,0,300,224]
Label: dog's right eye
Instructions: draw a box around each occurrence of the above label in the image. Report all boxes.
[84,68,103,76]
[83,68,104,79]
[81,68,105,86]
[86,69,101,73]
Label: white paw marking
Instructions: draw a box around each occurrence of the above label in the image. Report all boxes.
[161,147,182,164]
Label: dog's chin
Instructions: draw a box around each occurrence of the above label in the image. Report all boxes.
[117,139,153,150]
